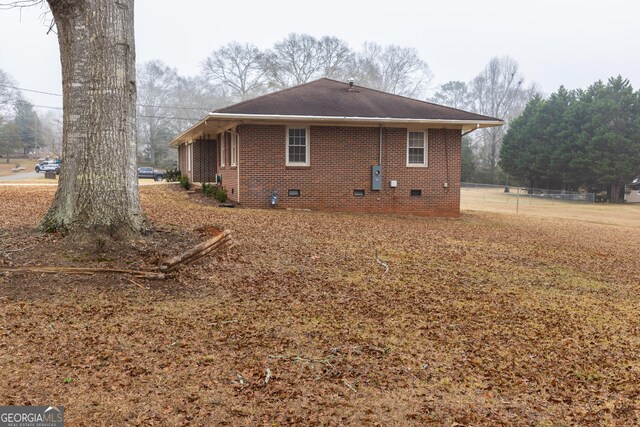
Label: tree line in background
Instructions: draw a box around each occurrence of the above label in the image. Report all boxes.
[430,56,538,183]
[137,33,435,168]
[138,34,538,174]
[4,32,638,196]
[2,33,536,176]
[202,35,433,100]
[500,76,640,202]
[0,69,61,163]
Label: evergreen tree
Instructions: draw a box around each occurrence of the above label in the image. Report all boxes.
[13,99,39,156]
[500,76,640,201]
[578,77,640,201]
[499,95,546,187]
[0,121,20,163]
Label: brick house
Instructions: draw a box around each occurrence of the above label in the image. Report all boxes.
[170,78,502,216]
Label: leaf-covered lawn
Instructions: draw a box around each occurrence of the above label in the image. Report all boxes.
[1,185,639,425]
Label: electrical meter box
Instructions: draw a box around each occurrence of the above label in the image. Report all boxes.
[371,165,382,191]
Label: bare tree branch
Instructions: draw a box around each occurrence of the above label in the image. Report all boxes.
[0,0,44,10]
[350,42,432,98]
[263,33,324,89]
[469,56,540,182]
[202,42,267,101]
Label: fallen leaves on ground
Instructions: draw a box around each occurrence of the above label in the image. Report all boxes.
[0,185,639,426]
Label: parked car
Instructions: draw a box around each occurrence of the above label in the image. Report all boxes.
[137,167,165,181]
[35,160,61,174]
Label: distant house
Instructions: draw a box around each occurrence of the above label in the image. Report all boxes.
[169,78,502,216]
[626,178,640,203]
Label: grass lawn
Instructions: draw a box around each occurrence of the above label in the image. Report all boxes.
[462,186,640,227]
[0,159,38,176]
[1,185,639,425]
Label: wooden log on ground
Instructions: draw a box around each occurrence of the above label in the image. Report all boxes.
[159,230,232,272]
[180,235,231,266]
[0,266,165,280]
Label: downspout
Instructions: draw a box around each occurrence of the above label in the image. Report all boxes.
[237,133,240,204]
[379,125,383,165]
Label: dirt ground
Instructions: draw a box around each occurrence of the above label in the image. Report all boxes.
[1,185,639,426]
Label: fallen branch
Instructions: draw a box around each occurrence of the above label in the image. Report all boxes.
[208,319,238,327]
[128,278,149,289]
[375,250,389,273]
[329,344,388,355]
[160,230,232,272]
[267,354,334,367]
[344,380,357,393]
[181,236,232,265]
[169,236,231,268]
[2,245,34,254]
[0,266,165,280]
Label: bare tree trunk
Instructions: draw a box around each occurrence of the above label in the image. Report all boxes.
[149,119,156,166]
[610,182,621,203]
[42,0,147,240]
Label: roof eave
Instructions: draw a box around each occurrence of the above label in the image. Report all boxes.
[170,113,504,146]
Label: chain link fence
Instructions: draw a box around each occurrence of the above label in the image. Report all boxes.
[461,183,595,213]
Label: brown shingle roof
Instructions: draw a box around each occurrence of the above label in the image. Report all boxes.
[214,78,500,122]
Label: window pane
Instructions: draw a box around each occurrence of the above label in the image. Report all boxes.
[408,131,425,164]
[289,145,306,163]
[288,128,307,163]
[408,148,424,164]
[409,132,424,147]
[289,129,306,146]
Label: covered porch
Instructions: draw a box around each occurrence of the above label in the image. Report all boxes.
[175,117,240,184]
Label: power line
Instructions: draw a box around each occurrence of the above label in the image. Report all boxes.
[1,83,213,111]
[32,104,62,110]
[138,103,209,111]
[7,102,201,121]
[0,83,61,97]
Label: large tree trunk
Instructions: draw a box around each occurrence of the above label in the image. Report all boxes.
[42,0,147,240]
[610,181,622,203]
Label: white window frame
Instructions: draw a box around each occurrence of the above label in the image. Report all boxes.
[230,133,238,167]
[286,126,310,166]
[219,133,226,167]
[187,143,192,172]
[407,130,428,167]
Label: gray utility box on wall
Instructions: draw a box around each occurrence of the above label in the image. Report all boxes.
[371,165,382,191]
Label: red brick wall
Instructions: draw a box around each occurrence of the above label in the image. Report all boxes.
[237,124,461,216]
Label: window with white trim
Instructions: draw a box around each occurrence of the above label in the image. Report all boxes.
[219,133,225,167]
[286,127,309,166]
[230,133,238,167]
[407,131,427,167]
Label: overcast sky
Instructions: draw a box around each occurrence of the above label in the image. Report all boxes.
[0,0,638,111]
